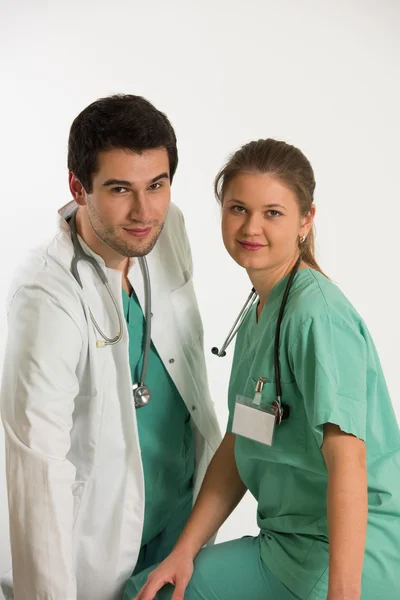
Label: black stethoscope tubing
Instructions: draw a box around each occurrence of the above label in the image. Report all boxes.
[212,256,302,423]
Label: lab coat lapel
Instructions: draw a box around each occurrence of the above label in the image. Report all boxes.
[127,248,189,402]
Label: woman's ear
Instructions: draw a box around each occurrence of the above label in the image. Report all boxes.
[300,204,316,239]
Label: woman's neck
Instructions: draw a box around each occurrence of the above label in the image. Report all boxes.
[249,255,305,318]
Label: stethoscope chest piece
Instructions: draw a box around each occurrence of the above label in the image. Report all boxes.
[133,383,151,408]
[272,400,290,425]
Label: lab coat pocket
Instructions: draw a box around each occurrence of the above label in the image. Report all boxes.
[171,279,203,347]
[250,379,307,458]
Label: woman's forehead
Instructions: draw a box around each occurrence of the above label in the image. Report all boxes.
[225,172,298,207]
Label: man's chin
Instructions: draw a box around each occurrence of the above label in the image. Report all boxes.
[117,232,161,258]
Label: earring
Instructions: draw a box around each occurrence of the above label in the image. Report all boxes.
[300,235,306,244]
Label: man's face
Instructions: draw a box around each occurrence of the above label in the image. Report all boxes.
[78,147,171,257]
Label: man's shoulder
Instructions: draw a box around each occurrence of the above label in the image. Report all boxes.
[7,230,76,309]
[158,202,188,252]
[165,202,185,229]
[149,202,192,280]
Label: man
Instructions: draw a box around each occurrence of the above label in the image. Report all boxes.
[0,94,221,600]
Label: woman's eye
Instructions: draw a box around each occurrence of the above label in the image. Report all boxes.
[266,210,282,218]
[232,205,246,214]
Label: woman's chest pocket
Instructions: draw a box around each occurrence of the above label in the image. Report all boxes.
[249,379,307,459]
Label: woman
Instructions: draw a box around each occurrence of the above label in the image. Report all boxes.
[124,139,400,600]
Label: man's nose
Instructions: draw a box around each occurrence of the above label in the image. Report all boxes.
[128,191,152,223]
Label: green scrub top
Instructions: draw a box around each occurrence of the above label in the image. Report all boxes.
[123,289,195,548]
[227,268,400,600]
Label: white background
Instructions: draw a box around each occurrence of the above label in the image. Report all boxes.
[1,0,399,585]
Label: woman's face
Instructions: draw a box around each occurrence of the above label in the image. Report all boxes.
[221,172,313,274]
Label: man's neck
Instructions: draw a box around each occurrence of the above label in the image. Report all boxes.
[121,267,133,296]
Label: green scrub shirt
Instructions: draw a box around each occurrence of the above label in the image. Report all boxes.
[123,289,195,549]
[227,268,400,600]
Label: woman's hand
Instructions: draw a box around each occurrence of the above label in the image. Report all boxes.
[133,549,194,600]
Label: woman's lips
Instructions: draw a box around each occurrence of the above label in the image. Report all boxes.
[124,227,152,238]
[238,241,266,251]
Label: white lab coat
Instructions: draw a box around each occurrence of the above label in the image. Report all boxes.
[0,201,222,600]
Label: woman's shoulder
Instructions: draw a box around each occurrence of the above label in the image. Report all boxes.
[287,268,363,333]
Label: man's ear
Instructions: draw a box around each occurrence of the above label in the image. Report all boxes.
[69,172,87,206]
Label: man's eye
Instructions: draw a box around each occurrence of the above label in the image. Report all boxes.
[111,187,128,194]
[149,183,162,191]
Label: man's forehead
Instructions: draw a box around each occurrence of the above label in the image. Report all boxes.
[94,147,170,182]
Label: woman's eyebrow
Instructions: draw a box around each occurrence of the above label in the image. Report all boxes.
[226,198,286,209]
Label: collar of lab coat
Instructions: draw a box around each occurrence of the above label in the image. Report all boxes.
[56,200,171,324]
[57,200,137,275]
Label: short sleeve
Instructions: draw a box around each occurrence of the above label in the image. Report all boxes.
[289,314,367,447]
[226,402,234,434]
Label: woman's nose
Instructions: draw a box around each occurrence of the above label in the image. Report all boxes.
[241,213,264,236]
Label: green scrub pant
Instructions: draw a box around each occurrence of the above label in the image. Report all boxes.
[133,489,193,577]
[123,536,300,600]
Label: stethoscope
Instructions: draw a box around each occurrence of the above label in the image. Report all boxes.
[212,256,301,424]
[68,210,152,408]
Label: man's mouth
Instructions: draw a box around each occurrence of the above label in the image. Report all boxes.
[123,227,152,239]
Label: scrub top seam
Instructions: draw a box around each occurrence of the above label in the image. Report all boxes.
[288,312,367,360]
[367,443,400,465]
[288,316,313,357]
[304,566,329,600]
[307,269,330,312]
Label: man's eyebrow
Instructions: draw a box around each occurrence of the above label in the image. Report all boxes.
[150,172,169,184]
[101,172,170,187]
[102,179,132,187]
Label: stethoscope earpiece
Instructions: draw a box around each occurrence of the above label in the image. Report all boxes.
[211,347,226,357]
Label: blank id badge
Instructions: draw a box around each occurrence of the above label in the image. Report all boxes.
[232,393,278,446]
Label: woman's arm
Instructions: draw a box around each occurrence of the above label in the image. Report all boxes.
[173,431,247,557]
[322,423,368,600]
[134,432,247,600]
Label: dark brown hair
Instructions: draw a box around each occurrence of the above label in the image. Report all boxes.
[68,94,178,193]
[215,138,325,275]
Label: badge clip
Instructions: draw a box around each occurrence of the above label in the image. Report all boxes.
[253,376,267,405]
